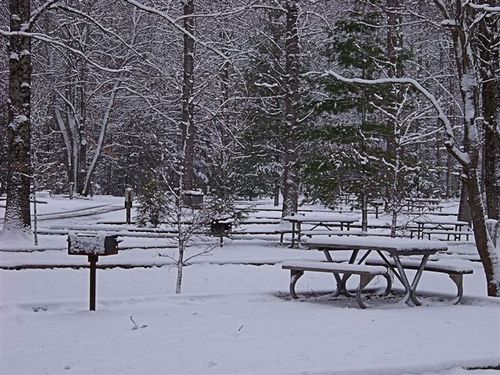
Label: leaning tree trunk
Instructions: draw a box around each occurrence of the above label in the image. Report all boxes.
[181,0,196,191]
[443,1,500,296]
[3,0,32,235]
[456,53,499,296]
[281,0,300,217]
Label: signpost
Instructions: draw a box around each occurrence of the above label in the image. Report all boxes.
[125,188,133,224]
[68,233,120,311]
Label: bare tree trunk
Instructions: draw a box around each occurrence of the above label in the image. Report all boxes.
[385,0,402,151]
[281,0,299,217]
[77,68,87,195]
[450,1,499,294]
[385,0,404,207]
[175,198,185,294]
[478,6,500,220]
[181,0,196,191]
[3,0,32,235]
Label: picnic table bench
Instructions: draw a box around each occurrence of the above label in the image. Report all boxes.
[412,219,471,240]
[365,258,473,304]
[421,230,473,241]
[282,261,391,309]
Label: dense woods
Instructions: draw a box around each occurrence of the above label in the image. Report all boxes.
[0,0,499,294]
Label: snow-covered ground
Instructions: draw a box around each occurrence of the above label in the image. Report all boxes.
[1,196,499,374]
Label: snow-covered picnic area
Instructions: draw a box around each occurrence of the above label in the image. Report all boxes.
[1,195,499,374]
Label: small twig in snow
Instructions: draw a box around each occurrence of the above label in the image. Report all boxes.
[130,315,138,330]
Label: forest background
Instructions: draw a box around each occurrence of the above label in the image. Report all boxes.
[0,0,499,294]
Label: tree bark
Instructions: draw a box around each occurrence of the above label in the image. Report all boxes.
[281,0,299,217]
[3,0,32,234]
[478,5,500,220]
[77,67,88,195]
[450,1,499,295]
[385,0,403,148]
[181,0,196,191]
[385,0,404,205]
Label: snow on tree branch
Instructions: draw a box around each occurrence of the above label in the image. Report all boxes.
[467,3,500,13]
[122,0,230,63]
[0,29,127,73]
[315,70,471,167]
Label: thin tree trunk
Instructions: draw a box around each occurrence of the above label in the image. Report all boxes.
[82,81,120,195]
[478,5,500,220]
[77,68,87,195]
[385,0,404,205]
[181,0,196,191]
[3,0,32,234]
[281,0,299,217]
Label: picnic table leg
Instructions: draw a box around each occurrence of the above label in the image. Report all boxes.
[417,223,424,240]
[323,250,344,295]
[392,254,430,306]
[289,270,304,299]
[408,254,430,305]
[289,222,297,248]
[376,251,403,285]
[449,274,464,304]
[337,250,359,297]
[297,222,302,248]
[391,256,414,305]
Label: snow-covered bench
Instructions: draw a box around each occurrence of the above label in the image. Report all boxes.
[365,258,473,304]
[301,229,363,237]
[282,260,391,309]
[422,230,473,241]
[301,230,393,238]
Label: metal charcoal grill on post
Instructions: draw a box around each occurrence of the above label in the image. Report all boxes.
[68,233,120,311]
[210,215,234,246]
[182,190,204,209]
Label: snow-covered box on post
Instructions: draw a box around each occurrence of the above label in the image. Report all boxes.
[67,232,119,256]
[67,232,120,311]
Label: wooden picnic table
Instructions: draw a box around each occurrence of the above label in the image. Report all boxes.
[406,197,441,204]
[405,198,442,212]
[413,219,470,240]
[303,235,448,306]
[283,212,360,248]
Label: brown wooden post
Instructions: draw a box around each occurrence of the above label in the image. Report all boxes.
[88,255,98,311]
[361,194,368,235]
[125,188,133,224]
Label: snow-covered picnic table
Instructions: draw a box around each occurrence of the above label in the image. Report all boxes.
[302,235,449,306]
[413,219,470,240]
[282,212,360,247]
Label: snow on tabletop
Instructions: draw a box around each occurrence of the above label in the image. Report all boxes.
[283,211,360,222]
[304,235,448,252]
